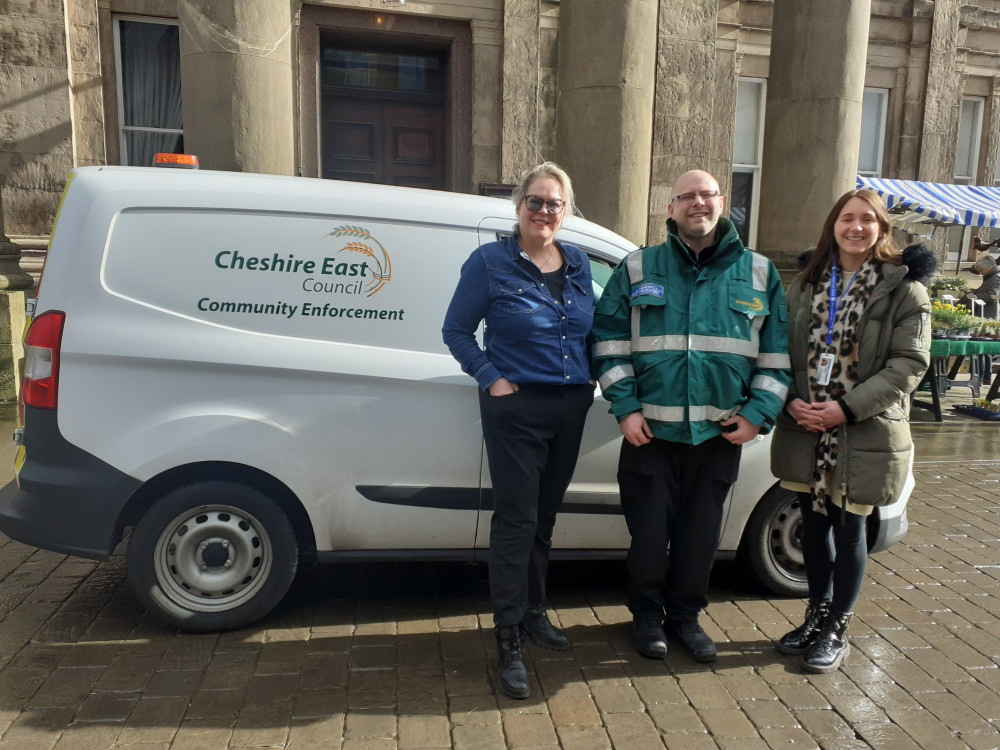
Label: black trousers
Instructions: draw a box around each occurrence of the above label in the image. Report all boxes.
[479,385,593,627]
[798,492,867,614]
[618,435,740,623]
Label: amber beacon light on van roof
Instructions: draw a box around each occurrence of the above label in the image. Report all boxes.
[153,153,199,169]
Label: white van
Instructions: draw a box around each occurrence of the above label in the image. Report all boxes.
[0,167,910,631]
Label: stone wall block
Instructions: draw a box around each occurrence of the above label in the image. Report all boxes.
[73,117,107,164]
[0,15,68,68]
[0,114,71,156]
[1,187,60,237]
[0,0,63,21]
[69,73,104,124]
[66,0,99,28]
[659,0,718,40]
[3,152,74,192]
[69,26,102,74]
[8,66,71,119]
[655,43,715,120]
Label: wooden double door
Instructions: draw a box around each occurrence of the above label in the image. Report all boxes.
[322,95,445,190]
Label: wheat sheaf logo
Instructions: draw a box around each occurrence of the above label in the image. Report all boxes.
[322,225,392,296]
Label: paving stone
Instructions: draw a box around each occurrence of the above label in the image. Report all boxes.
[452,722,507,750]
[757,726,820,748]
[698,708,759,739]
[500,711,558,747]
[603,711,666,748]
[886,707,972,750]
[398,714,451,748]
[51,721,123,749]
[915,691,995,734]
[737,699,799,730]
[648,701,707,735]
[554,725,612,750]
[546,694,601,727]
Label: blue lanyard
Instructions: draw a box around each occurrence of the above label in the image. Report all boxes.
[826,259,862,347]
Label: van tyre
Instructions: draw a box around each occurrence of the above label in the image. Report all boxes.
[738,485,809,597]
[127,481,298,632]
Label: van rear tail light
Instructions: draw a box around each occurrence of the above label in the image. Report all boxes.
[21,311,66,413]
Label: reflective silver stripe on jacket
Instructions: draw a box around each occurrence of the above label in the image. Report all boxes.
[633,334,688,352]
[627,248,645,285]
[593,340,631,357]
[756,352,791,369]
[598,364,634,390]
[689,405,741,422]
[688,334,760,358]
[750,373,790,400]
[641,403,685,422]
[751,251,769,292]
[745,252,771,356]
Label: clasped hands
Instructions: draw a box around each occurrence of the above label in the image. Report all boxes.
[786,397,846,432]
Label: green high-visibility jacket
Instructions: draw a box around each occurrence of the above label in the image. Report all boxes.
[591,217,791,445]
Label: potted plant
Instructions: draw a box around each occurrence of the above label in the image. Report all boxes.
[931,300,972,337]
[930,275,971,301]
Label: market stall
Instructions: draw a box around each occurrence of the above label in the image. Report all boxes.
[856,176,1000,420]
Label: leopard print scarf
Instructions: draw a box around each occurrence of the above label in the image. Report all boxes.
[807,257,879,513]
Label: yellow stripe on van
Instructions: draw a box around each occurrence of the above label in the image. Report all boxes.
[13,446,24,484]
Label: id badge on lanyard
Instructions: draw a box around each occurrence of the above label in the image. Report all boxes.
[817,260,860,387]
[816,352,835,385]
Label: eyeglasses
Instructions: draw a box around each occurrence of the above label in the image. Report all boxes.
[671,190,721,204]
[524,194,566,214]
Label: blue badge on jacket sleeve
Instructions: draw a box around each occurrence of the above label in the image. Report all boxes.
[630,283,664,300]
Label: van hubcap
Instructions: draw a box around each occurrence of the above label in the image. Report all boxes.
[767,497,804,573]
[153,505,273,612]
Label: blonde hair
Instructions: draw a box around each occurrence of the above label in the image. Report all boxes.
[511,162,575,217]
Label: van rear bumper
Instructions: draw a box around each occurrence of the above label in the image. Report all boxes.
[870,505,908,554]
[0,408,142,560]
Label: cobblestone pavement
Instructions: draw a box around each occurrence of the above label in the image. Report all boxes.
[0,415,998,749]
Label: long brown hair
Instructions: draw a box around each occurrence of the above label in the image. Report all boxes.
[799,188,900,289]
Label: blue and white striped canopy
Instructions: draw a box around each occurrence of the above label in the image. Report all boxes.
[856,175,1000,229]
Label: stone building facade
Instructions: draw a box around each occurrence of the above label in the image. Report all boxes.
[4,0,1000,268]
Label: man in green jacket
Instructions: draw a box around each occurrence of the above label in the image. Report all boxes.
[591,170,790,662]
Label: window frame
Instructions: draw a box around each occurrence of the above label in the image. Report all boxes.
[858,87,888,177]
[731,77,766,249]
[955,96,985,185]
[112,15,184,166]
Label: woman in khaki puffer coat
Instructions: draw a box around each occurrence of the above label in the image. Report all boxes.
[770,189,933,674]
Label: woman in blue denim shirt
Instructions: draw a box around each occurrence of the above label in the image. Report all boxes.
[443,163,594,699]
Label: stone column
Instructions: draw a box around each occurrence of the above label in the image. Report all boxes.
[501,0,540,183]
[756,0,871,267]
[555,0,657,245]
[647,0,718,246]
[919,0,961,183]
[177,0,295,174]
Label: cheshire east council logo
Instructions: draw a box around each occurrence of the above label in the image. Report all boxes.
[323,225,392,296]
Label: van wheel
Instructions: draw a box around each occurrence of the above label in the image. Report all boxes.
[738,485,808,597]
[127,481,298,631]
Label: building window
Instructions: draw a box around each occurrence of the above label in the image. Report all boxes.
[858,88,887,177]
[731,78,765,248]
[955,97,984,185]
[113,17,183,166]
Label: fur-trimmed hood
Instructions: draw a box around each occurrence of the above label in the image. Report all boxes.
[796,243,938,286]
